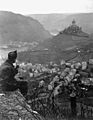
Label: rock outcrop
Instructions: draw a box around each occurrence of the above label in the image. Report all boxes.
[0,90,44,120]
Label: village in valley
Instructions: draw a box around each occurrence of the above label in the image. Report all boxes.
[0,11,93,120]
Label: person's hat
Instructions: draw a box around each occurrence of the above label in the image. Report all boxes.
[8,50,17,60]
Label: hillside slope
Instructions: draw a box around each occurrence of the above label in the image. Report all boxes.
[0,11,51,45]
[18,32,93,64]
[30,13,93,34]
[39,33,90,51]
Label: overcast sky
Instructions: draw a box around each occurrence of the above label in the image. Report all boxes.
[0,0,93,15]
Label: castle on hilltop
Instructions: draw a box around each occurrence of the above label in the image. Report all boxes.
[61,19,89,37]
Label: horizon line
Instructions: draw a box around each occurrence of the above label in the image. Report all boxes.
[0,10,93,15]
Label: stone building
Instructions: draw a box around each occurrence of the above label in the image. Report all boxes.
[61,19,89,37]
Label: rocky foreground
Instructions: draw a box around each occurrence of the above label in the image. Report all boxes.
[0,90,44,120]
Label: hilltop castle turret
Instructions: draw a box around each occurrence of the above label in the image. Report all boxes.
[61,19,89,37]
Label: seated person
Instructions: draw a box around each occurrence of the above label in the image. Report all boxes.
[0,50,28,97]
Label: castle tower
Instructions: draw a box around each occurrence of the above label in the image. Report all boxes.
[61,19,89,37]
[72,19,76,25]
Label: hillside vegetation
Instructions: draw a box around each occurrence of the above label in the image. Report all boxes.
[0,11,51,45]
[30,13,93,34]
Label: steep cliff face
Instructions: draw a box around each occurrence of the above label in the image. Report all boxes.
[0,11,51,45]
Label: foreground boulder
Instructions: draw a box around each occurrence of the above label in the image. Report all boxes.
[0,90,44,120]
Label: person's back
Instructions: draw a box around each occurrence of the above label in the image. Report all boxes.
[0,51,18,91]
[0,59,18,84]
[0,50,28,97]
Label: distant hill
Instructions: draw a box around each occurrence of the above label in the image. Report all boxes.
[18,32,93,64]
[18,13,93,64]
[30,13,93,35]
[0,11,51,45]
[90,33,93,39]
[39,33,90,50]
[18,42,93,64]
